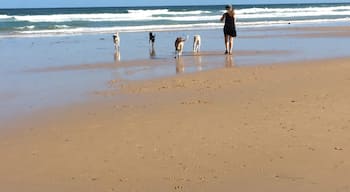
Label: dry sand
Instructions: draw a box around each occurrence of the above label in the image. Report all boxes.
[1,57,350,191]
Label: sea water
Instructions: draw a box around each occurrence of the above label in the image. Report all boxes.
[1,3,350,37]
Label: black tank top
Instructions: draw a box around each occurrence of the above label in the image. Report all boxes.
[224,13,235,27]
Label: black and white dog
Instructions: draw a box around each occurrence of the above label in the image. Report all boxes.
[174,35,189,58]
[149,32,156,48]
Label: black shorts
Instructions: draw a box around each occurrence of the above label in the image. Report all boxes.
[224,26,237,37]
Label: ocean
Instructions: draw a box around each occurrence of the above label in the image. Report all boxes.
[1,3,350,37]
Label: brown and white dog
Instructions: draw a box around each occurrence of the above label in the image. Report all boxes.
[174,36,188,58]
[113,32,120,51]
[193,35,201,53]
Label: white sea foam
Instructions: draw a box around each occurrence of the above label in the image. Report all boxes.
[239,17,350,27]
[154,15,219,21]
[13,14,217,23]
[0,15,12,19]
[15,25,35,30]
[15,23,223,36]
[13,9,213,23]
[128,9,211,15]
[127,9,170,14]
[237,10,350,19]
[9,5,350,23]
[14,13,132,22]
[236,6,350,14]
[232,6,350,19]
[53,25,71,29]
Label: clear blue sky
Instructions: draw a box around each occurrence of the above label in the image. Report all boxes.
[1,0,349,9]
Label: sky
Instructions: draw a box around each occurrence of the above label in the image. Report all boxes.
[1,0,349,8]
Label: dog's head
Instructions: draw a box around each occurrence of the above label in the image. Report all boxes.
[149,32,155,41]
[113,32,119,41]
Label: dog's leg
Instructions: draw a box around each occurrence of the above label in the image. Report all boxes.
[174,50,178,59]
[116,42,120,53]
[179,43,184,56]
[193,40,196,52]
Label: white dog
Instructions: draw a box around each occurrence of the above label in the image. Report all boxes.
[193,35,201,53]
[113,32,120,51]
[175,36,187,58]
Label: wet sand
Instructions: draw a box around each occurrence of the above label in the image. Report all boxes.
[2,25,350,121]
[243,26,350,39]
[2,56,350,191]
[25,50,290,73]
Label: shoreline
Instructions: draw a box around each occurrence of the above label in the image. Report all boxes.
[2,56,350,191]
[2,22,350,39]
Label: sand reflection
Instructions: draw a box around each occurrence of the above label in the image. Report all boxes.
[225,54,235,68]
[194,54,202,71]
[114,50,121,62]
[175,57,185,74]
[149,46,156,59]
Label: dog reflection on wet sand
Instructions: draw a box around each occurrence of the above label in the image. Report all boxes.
[114,50,120,62]
[175,57,185,74]
[194,54,202,71]
[149,46,156,59]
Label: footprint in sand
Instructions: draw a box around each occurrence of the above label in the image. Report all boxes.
[180,100,209,105]
[174,185,184,191]
[334,147,344,151]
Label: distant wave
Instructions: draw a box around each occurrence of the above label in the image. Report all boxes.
[12,9,214,23]
[6,5,350,23]
[14,25,70,31]
[235,5,350,19]
[239,17,350,27]
[52,25,71,29]
[127,9,211,15]
[14,14,219,23]
[236,5,350,14]
[0,15,12,19]
[15,25,36,30]
[16,23,223,35]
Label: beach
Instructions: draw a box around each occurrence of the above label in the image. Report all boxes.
[2,55,350,191]
[2,4,350,190]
